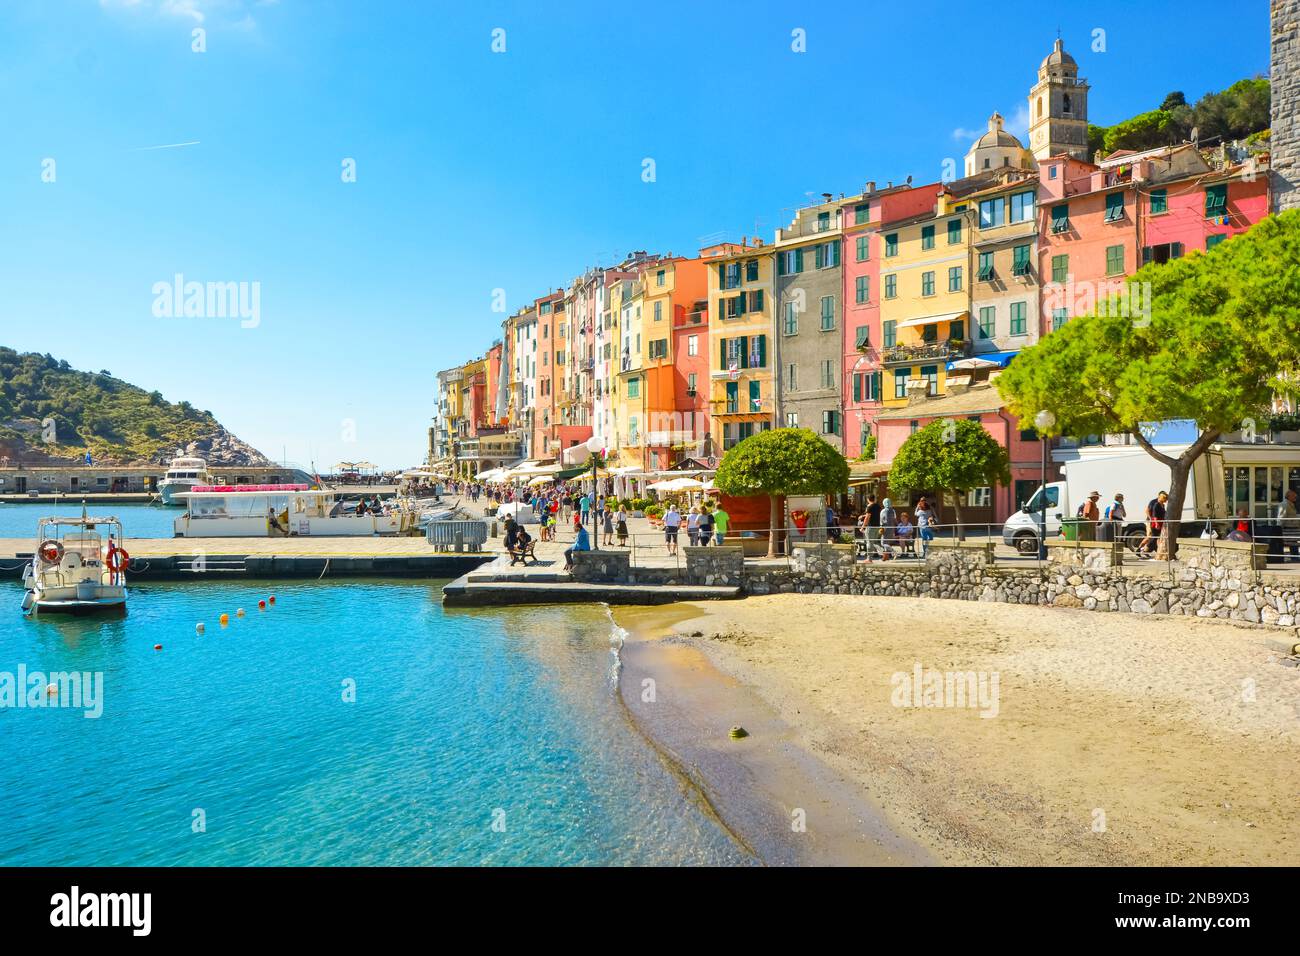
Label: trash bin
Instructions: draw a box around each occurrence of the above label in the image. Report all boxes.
[1061,517,1080,541]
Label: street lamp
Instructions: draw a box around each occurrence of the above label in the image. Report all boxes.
[586,433,604,552]
[1034,409,1056,560]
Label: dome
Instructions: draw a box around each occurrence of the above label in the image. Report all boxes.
[974,113,1024,150]
[1040,38,1077,72]
[964,112,1029,176]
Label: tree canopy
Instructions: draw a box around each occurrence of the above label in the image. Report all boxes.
[714,427,848,498]
[1089,77,1270,158]
[889,419,1010,537]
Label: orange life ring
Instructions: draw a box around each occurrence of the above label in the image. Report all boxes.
[39,541,64,565]
[106,547,130,573]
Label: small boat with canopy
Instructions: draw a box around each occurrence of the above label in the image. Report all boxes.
[21,506,129,615]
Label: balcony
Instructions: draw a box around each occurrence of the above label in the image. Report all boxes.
[710,397,767,417]
[881,339,970,366]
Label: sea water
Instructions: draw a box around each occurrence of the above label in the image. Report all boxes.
[0,579,748,866]
[0,502,179,540]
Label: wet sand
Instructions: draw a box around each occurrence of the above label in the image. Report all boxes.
[614,596,1300,866]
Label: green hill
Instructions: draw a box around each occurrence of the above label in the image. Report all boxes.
[1089,77,1271,159]
[0,347,270,466]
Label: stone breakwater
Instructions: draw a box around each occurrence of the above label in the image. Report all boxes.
[570,537,1300,634]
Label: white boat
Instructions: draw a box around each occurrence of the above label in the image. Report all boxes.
[158,456,211,505]
[22,510,129,614]
[173,484,420,537]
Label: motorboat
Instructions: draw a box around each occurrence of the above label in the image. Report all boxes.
[21,509,128,614]
[173,484,421,537]
[158,456,211,505]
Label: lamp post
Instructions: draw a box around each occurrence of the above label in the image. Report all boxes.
[586,433,604,552]
[1034,409,1056,560]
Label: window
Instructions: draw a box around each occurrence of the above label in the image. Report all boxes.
[749,379,761,411]
[1051,204,1070,233]
[820,295,835,330]
[1051,308,1068,331]
[1048,165,1058,180]
[854,203,869,225]
[950,319,964,341]
[978,198,1003,229]
[648,339,668,360]
[947,218,962,244]
[1051,254,1068,283]
[977,252,995,281]
[722,262,741,289]
[1206,233,1227,250]
[726,295,743,318]
[745,259,759,282]
[817,210,831,232]
[627,378,640,398]
[687,334,698,356]
[1205,184,1227,217]
[919,365,938,396]
[893,368,909,398]
[778,249,803,275]
[921,271,935,296]
[654,301,662,322]
[815,239,841,269]
[820,359,833,389]
[948,266,962,292]
[786,363,798,391]
[785,412,799,427]
[1009,301,1027,335]
[883,320,897,347]
[656,269,665,286]
[856,236,870,261]
[1141,242,1185,265]
[822,410,840,435]
[884,274,897,299]
[749,334,767,367]
[724,381,738,413]
[783,301,798,335]
[748,289,764,312]
[1009,190,1035,224]
[921,224,935,249]
[967,486,992,507]
[884,233,898,257]
[686,372,697,396]
[921,322,938,343]
[1012,244,1032,276]
[978,306,995,339]
[1104,192,1125,223]
[855,275,870,304]
[854,325,870,349]
[1105,244,1125,276]
[1149,189,1167,215]
[910,420,920,434]
[852,371,880,402]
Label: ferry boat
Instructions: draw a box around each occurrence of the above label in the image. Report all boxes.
[173,484,420,537]
[158,456,211,505]
[21,509,129,614]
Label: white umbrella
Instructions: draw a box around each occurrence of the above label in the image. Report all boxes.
[648,477,705,492]
[527,475,554,487]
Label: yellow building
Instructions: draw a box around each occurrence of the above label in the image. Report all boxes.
[878,188,974,408]
[702,240,775,451]
[613,276,648,468]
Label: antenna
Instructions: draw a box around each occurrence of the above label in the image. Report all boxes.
[1191,126,1199,147]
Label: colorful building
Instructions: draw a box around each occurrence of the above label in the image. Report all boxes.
[640,255,709,469]
[702,240,775,452]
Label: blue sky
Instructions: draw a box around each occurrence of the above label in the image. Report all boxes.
[0,0,1271,468]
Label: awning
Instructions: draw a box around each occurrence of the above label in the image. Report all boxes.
[897,310,968,330]
[947,349,1016,371]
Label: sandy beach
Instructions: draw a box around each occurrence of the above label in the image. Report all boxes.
[615,596,1300,866]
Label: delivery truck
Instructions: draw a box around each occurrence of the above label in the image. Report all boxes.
[1002,443,1227,554]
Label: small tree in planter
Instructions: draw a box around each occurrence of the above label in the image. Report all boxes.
[713,428,849,558]
[888,419,1010,542]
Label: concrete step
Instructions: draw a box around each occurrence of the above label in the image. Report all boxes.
[443,575,742,606]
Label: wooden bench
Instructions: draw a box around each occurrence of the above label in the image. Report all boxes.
[508,541,539,566]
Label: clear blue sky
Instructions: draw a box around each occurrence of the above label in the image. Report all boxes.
[0,0,1271,468]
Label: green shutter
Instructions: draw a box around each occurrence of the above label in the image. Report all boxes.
[736,292,746,316]
[756,334,767,367]
[814,244,824,269]
[1150,189,1167,214]
[720,338,727,368]
[852,374,862,403]
[794,248,804,273]
[738,336,749,368]
[872,371,881,400]
[754,289,764,311]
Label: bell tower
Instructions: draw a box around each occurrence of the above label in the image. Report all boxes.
[1028,38,1090,161]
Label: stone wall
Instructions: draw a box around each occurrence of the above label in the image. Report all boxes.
[1273,0,1300,212]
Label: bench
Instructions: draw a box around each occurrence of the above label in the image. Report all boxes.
[508,541,539,566]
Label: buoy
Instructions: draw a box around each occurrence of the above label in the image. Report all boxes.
[153,643,163,651]
[196,622,205,634]
[236,608,245,617]
[268,595,276,605]
[219,613,229,626]
[729,726,749,739]
[258,600,266,610]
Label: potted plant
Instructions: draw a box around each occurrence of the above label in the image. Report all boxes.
[644,503,664,527]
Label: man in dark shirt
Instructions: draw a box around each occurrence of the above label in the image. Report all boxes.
[1138,490,1168,558]
[865,494,884,556]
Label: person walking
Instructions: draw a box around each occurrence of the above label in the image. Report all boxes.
[663,504,683,555]
[879,497,898,558]
[698,505,715,547]
[616,505,629,548]
[915,497,934,557]
[711,501,729,546]
[1102,492,1126,544]
[602,503,615,546]
[1137,490,1168,558]
[1279,489,1300,562]
[864,494,883,559]
[579,492,591,526]
[686,505,701,547]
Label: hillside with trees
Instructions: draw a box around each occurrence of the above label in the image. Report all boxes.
[1088,78,1271,159]
[0,347,271,466]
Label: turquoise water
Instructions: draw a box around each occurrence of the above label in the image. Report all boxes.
[0,579,748,866]
[0,502,179,539]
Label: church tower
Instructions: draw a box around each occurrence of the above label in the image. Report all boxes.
[1028,38,1090,161]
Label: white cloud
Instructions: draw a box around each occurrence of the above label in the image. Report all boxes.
[1006,103,1031,141]
[951,127,982,143]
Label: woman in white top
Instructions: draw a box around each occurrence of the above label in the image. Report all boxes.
[686,506,701,547]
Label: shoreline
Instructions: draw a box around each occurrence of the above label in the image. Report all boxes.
[615,594,1300,866]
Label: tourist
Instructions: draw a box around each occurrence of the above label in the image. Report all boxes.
[686,505,701,547]
[602,503,614,545]
[879,497,897,557]
[698,505,714,546]
[356,498,368,516]
[1278,489,1300,562]
[826,503,841,543]
[564,522,591,572]
[711,502,729,546]
[915,497,934,557]
[616,506,629,547]
[864,494,883,558]
[1138,490,1168,558]
[1102,492,1126,544]
[580,493,591,526]
[663,504,683,555]
[503,517,520,552]
[1227,506,1253,542]
[1080,491,1101,541]
[896,512,915,556]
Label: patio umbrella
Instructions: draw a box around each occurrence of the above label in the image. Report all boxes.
[648,477,705,492]
[527,475,554,487]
